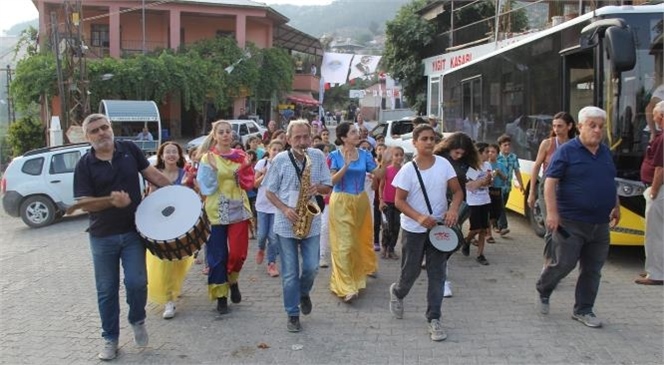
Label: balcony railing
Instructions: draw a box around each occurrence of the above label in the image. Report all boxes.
[121,40,168,56]
[292,74,320,93]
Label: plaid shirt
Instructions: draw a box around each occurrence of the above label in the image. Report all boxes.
[265,148,332,239]
[497,152,520,186]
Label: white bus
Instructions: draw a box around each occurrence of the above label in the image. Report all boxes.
[440,4,663,246]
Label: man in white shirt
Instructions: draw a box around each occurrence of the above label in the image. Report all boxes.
[136,127,153,141]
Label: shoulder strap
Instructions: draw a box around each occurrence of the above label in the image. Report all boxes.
[288,151,306,182]
[412,161,433,215]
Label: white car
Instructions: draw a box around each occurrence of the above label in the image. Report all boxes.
[186,119,266,150]
[370,118,417,156]
[2,143,91,228]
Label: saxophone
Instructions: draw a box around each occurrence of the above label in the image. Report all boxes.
[293,153,321,239]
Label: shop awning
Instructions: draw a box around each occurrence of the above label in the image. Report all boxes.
[285,92,320,106]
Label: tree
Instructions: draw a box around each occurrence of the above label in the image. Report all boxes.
[12,36,295,125]
[6,116,45,157]
[383,0,434,114]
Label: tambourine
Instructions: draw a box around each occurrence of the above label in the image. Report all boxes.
[429,224,463,253]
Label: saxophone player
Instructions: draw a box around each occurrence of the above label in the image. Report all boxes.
[265,119,332,333]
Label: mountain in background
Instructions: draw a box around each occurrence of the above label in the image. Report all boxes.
[3,19,38,36]
[273,0,410,38]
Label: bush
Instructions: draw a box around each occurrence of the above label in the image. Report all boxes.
[6,117,45,157]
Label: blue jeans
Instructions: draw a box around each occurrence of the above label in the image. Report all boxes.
[277,234,320,316]
[496,189,511,230]
[257,212,279,264]
[89,232,147,341]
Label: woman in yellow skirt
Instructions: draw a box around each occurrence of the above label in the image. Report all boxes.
[328,122,385,302]
[146,142,194,319]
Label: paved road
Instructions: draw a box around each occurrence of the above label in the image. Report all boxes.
[0,208,662,364]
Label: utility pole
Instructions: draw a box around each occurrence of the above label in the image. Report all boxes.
[3,65,16,124]
[63,0,89,126]
[51,11,68,131]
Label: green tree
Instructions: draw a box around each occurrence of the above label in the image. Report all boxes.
[6,116,45,157]
[10,53,57,112]
[255,47,293,100]
[383,0,434,114]
[11,36,295,125]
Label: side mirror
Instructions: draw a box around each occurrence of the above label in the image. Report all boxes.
[605,26,636,73]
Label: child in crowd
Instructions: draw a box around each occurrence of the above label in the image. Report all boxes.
[379,146,404,259]
[372,143,388,252]
[246,135,265,159]
[463,142,493,265]
[487,143,508,244]
[495,134,524,235]
[254,140,284,277]
[246,150,259,239]
[358,140,379,251]
[315,143,332,268]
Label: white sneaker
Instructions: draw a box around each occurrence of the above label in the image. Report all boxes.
[428,319,448,341]
[163,301,176,319]
[98,339,118,361]
[443,281,453,298]
[131,321,149,347]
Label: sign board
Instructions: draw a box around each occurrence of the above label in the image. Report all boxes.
[422,34,531,76]
[349,90,366,99]
[66,125,86,143]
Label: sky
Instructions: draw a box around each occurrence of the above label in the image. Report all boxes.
[0,0,335,35]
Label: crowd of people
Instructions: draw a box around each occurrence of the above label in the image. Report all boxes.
[72,102,663,360]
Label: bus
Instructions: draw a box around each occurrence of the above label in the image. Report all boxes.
[440,5,663,246]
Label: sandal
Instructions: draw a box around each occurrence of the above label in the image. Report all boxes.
[487,237,496,244]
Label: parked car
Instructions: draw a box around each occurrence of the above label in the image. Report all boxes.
[370,117,417,156]
[186,119,266,151]
[2,143,91,228]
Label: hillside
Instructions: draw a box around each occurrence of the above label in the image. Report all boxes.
[272,0,410,38]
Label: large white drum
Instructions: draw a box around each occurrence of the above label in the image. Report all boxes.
[136,185,209,260]
[428,224,463,253]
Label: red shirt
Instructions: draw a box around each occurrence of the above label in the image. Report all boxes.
[641,132,663,184]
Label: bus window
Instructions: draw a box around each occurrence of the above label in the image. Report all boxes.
[563,49,595,120]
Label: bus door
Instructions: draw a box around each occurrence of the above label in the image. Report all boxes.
[461,76,483,141]
[561,48,595,120]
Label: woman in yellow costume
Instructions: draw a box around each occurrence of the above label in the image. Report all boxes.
[196,120,254,314]
[146,142,193,319]
[327,122,384,302]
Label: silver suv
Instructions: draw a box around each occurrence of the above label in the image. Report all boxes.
[2,143,91,228]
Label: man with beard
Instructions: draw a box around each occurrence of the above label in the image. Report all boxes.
[74,113,171,360]
[265,119,332,332]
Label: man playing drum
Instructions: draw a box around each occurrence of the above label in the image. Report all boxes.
[265,119,332,332]
[73,113,172,361]
[388,124,463,342]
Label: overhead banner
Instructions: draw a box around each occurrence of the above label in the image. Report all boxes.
[348,55,382,80]
[321,52,354,85]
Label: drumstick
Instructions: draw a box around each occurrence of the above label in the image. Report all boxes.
[66,196,114,214]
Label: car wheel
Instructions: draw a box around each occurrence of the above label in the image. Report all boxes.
[20,196,56,228]
[528,189,546,237]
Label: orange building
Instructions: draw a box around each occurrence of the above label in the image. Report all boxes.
[33,0,323,138]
